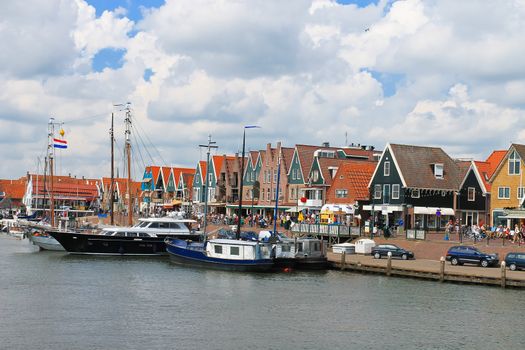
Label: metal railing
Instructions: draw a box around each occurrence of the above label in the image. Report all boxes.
[291,223,360,237]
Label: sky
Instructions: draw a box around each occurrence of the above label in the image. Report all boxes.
[1,0,524,180]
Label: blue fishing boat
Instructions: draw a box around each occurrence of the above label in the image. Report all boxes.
[165,238,274,272]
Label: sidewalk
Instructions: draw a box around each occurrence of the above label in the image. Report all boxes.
[372,233,525,260]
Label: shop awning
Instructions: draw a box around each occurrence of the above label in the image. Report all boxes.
[321,204,354,214]
[502,209,525,219]
[414,207,454,215]
[162,199,183,207]
[285,206,301,213]
[362,205,404,213]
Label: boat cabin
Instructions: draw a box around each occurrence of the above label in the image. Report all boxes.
[101,217,197,237]
[206,239,271,260]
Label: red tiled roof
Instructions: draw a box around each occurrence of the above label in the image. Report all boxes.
[0,179,26,199]
[161,167,171,187]
[485,150,506,178]
[474,161,492,192]
[326,161,377,203]
[199,161,207,182]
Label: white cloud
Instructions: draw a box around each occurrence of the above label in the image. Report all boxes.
[0,0,525,179]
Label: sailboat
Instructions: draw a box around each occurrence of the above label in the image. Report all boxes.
[26,119,66,251]
[45,105,201,255]
[165,135,274,271]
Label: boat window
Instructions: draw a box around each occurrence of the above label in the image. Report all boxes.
[230,246,240,255]
[169,223,182,229]
[281,245,291,252]
[313,243,320,251]
[127,232,137,237]
[138,222,149,228]
[104,231,115,236]
[138,232,150,238]
[114,232,125,237]
[214,245,223,254]
[148,222,160,228]
[297,244,303,252]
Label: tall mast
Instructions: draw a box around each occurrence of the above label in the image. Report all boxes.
[110,112,115,225]
[48,118,55,227]
[199,135,218,240]
[272,153,282,236]
[124,103,133,226]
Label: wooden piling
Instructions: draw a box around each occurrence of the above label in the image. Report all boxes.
[440,257,445,282]
[501,262,506,289]
[340,251,346,271]
[386,252,392,276]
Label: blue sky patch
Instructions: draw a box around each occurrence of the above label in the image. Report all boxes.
[336,0,380,7]
[92,48,127,72]
[365,69,405,97]
[86,0,165,21]
[143,68,154,82]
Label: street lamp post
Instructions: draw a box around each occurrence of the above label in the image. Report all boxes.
[236,125,260,239]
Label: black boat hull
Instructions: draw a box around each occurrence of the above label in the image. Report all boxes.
[274,257,329,270]
[47,230,201,256]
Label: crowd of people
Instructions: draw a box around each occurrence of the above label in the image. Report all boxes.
[445,219,525,243]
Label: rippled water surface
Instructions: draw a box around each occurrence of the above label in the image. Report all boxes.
[0,236,523,350]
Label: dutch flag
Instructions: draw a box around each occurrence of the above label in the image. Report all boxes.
[53,138,68,149]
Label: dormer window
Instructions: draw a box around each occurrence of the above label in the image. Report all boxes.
[384,161,390,176]
[509,150,521,175]
[315,150,335,158]
[434,164,444,179]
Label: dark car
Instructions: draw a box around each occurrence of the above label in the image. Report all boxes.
[445,246,499,267]
[505,252,525,271]
[371,244,414,260]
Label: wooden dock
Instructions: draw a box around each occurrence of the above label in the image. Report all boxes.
[328,252,525,289]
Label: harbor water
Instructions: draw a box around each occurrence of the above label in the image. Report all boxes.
[1,236,523,350]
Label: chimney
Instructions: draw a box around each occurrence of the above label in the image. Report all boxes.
[322,142,330,147]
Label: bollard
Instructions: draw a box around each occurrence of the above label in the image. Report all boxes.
[486,235,490,247]
[440,256,445,282]
[386,251,392,276]
[341,251,346,271]
[501,261,506,288]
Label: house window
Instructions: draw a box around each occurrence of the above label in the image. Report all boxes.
[411,189,420,198]
[392,184,400,199]
[261,189,265,200]
[428,215,436,228]
[518,187,525,199]
[335,189,348,198]
[384,161,390,176]
[468,187,475,201]
[374,185,382,199]
[312,170,320,182]
[292,169,296,180]
[434,164,444,179]
[498,187,510,199]
[509,151,521,175]
[273,169,277,183]
[267,190,271,201]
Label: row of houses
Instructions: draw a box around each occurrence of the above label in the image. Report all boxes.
[1,142,523,231]
[141,142,525,231]
[0,173,142,218]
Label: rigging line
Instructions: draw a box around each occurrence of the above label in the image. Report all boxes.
[131,132,148,174]
[132,119,161,165]
[134,125,157,166]
[132,116,169,166]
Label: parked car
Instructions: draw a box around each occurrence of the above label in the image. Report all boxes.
[505,252,525,271]
[371,244,414,260]
[445,246,498,267]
